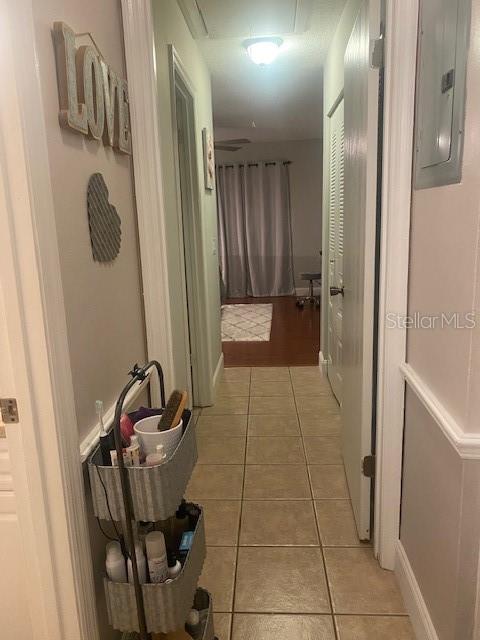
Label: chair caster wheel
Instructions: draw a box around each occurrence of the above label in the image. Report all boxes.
[296,300,305,309]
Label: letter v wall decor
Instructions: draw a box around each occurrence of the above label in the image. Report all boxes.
[53,22,132,155]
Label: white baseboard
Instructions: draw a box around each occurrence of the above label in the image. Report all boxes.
[396,541,439,640]
[213,352,224,393]
[318,351,328,376]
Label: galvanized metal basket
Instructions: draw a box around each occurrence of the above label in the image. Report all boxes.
[105,508,207,634]
[88,408,197,522]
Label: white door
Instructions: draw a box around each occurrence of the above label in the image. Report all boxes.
[327,99,345,403]
[0,284,34,638]
[342,0,381,540]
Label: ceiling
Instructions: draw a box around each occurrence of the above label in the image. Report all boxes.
[178,0,347,142]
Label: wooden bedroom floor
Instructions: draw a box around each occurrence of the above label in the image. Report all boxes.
[222,296,320,367]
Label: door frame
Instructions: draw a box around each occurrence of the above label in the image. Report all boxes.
[0,0,100,637]
[374,0,419,569]
[168,45,214,407]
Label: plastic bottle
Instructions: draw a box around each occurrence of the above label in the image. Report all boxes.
[105,541,127,583]
[167,553,182,579]
[126,434,142,466]
[127,541,147,584]
[144,443,167,467]
[185,608,201,636]
[145,531,169,583]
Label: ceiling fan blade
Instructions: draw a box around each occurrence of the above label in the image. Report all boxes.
[215,138,251,145]
[214,144,241,152]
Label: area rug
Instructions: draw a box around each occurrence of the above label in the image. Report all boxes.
[221,304,273,342]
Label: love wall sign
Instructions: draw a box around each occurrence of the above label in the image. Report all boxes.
[53,22,132,155]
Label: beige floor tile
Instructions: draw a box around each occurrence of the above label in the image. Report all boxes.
[232,614,335,640]
[202,396,249,416]
[196,415,248,438]
[186,465,244,500]
[216,380,250,397]
[335,615,414,639]
[304,436,343,465]
[202,500,241,546]
[240,500,319,546]
[222,367,251,383]
[290,366,323,376]
[309,466,350,499]
[293,380,334,396]
[295,395,340,413]
[246,437,305,464]
[250,380,293,397]
[315,501,365,547]
[249,396,296,415]
[214,613,232,640]
[244,464,311,500]
[324,548,406,614]
[234,547,331,613]
[200,547,237,612]
[197,436,246,465]
[299,410,341,436]
[251,367,290,382]
[248,414,300,436]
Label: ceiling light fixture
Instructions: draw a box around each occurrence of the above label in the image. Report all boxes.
[244,37,283,66]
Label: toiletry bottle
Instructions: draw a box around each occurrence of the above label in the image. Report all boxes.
[178,530,194,563]
[185,608,201,637]
[127,541,147,584]
[172,500,189,548]
[167,552,182,580]
[186,502,201,530]
[126,434,142,466]
[145,531,169,583]
[105,541,127,583]
[97,400,114,466]
[144,443,167,467]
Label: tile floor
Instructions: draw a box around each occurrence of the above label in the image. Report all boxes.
[189,367,414,640]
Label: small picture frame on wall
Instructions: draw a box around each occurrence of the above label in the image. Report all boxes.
[202,127,215,191]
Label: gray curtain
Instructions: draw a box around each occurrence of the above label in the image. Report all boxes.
[216,161,295,298]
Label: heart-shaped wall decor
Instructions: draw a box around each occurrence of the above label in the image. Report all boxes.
[87,173,122,262]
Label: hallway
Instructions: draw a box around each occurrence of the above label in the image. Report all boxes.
[188,367,413,640]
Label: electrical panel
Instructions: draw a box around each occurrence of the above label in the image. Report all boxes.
[414,0,471,189]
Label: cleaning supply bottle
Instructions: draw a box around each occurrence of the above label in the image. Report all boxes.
[167,552,182,580]
[127,541,147,584]
[105,541,127,583]
[185,608,201,636]
[97,400,114,466]
[144,443,167,467]
[145,531,169,583]
[172,500,189,548]
[126,434,142,466]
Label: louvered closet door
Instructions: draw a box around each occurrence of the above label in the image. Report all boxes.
[327,98,345,404]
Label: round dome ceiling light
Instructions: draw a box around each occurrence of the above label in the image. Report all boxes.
[244,37,283,66]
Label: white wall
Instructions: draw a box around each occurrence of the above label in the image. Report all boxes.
[321,0,362,359]
[215,138,323,289]
[401,0,480,637]
[152,0,222,399]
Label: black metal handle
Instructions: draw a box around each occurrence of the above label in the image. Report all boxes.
[112,360,166,640]
[330,286,344,297]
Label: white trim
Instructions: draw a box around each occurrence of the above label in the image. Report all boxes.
[375,0,419,570]
[401,363,480,459]
[396,541,439,640]
[1,1,98,637]
[79,370,153,462]
[212,352,225,393]
[169,45,215,407]
[121,0,175,403]
[318,351,329,375]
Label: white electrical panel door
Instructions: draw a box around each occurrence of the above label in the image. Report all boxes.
[414,0,471,188]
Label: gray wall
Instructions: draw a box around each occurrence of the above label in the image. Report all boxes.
[216,139,323,289]
[401,0,480,636]
[32,0,147,443]
[152,0,222,397]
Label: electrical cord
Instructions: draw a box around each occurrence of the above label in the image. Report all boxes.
[95,516,118,542]
[94,462,123,545]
